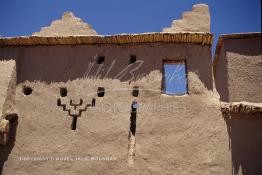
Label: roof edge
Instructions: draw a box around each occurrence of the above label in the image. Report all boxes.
[0,32,213,46]
[221,101,262,114]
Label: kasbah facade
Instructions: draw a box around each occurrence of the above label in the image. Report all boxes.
[0,3,261,175]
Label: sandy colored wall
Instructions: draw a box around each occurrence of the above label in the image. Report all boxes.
[0,43,213,92]
[213,35,262,174]
[162,4,210,33]
[0,74,233,175]
[2,43,260,174]
[215,37,262,102]
[214,44,228,102]
[223,113,262,175]
[0,59,16,117]
[0,59,16,146]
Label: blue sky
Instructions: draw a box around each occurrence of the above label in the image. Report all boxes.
[0,0,261,55]
[164,64,187,95]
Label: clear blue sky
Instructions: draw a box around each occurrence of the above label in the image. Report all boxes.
[0,0,261,55]
[164,64,187,95]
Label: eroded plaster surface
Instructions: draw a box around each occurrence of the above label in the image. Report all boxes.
[215,37,262,103]
[0,3,261,175]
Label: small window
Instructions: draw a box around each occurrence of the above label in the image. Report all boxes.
[60,87,67,97]
[129,55,137,64]
[97,87,105,97]
[57,99,61,106]
[162,60,187,95]
[23,86,33,96]
[96,55,105,64]
[132,86,139,97]
[71,117,77,130]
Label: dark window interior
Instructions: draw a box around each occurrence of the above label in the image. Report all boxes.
[132,86,139,97]
[97,56,105,64]
[23,86,33,96]
[60,87,67,97]
[129,55,137,64]
[97,87,105,97]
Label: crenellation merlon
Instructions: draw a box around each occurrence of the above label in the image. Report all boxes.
[33,11,97,36]
[163,4,210,33]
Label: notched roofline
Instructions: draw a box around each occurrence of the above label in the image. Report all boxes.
[0,32,213,46]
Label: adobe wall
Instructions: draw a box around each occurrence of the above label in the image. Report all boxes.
[0,43,213,92]
[0,59,16,145]
[0,59,16,117]
[32,12,97,36]
[223,113,262,175]
[2,42,257,174]
[0,74,232,175]
[214,44,228,102]
[162,4,210,33]
[215,36,262,102]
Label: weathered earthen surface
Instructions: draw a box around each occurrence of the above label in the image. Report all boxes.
[223,113,262,175]
[0,43,214,91]
[1,74,231,175]
[0,60,16,117]
[0,5,261,174]
[0,42,235,175]
[213,33,262,175]
[33,12,97,36]
[214,36,262,103]
[162,4,210,33]
[227,52,262,102]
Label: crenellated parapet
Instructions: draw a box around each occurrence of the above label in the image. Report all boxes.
[162,4,210,33]
[33,11,97,36]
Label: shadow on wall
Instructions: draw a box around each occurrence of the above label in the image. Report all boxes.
[215,37,262,102]
[214,45,230,102]
[225,37,262,56]
[0,114,18,174]
[0,44,213,90]
[224,113,262,175]
[17,57,145,84]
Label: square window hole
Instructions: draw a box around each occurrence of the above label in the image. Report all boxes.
[60,87,67,97]
[96,56,105,64]
[129,55,137,64]
[97,87,105,97]
[132,86,139,97]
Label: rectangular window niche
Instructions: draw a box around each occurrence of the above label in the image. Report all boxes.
[162,60,188,95]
